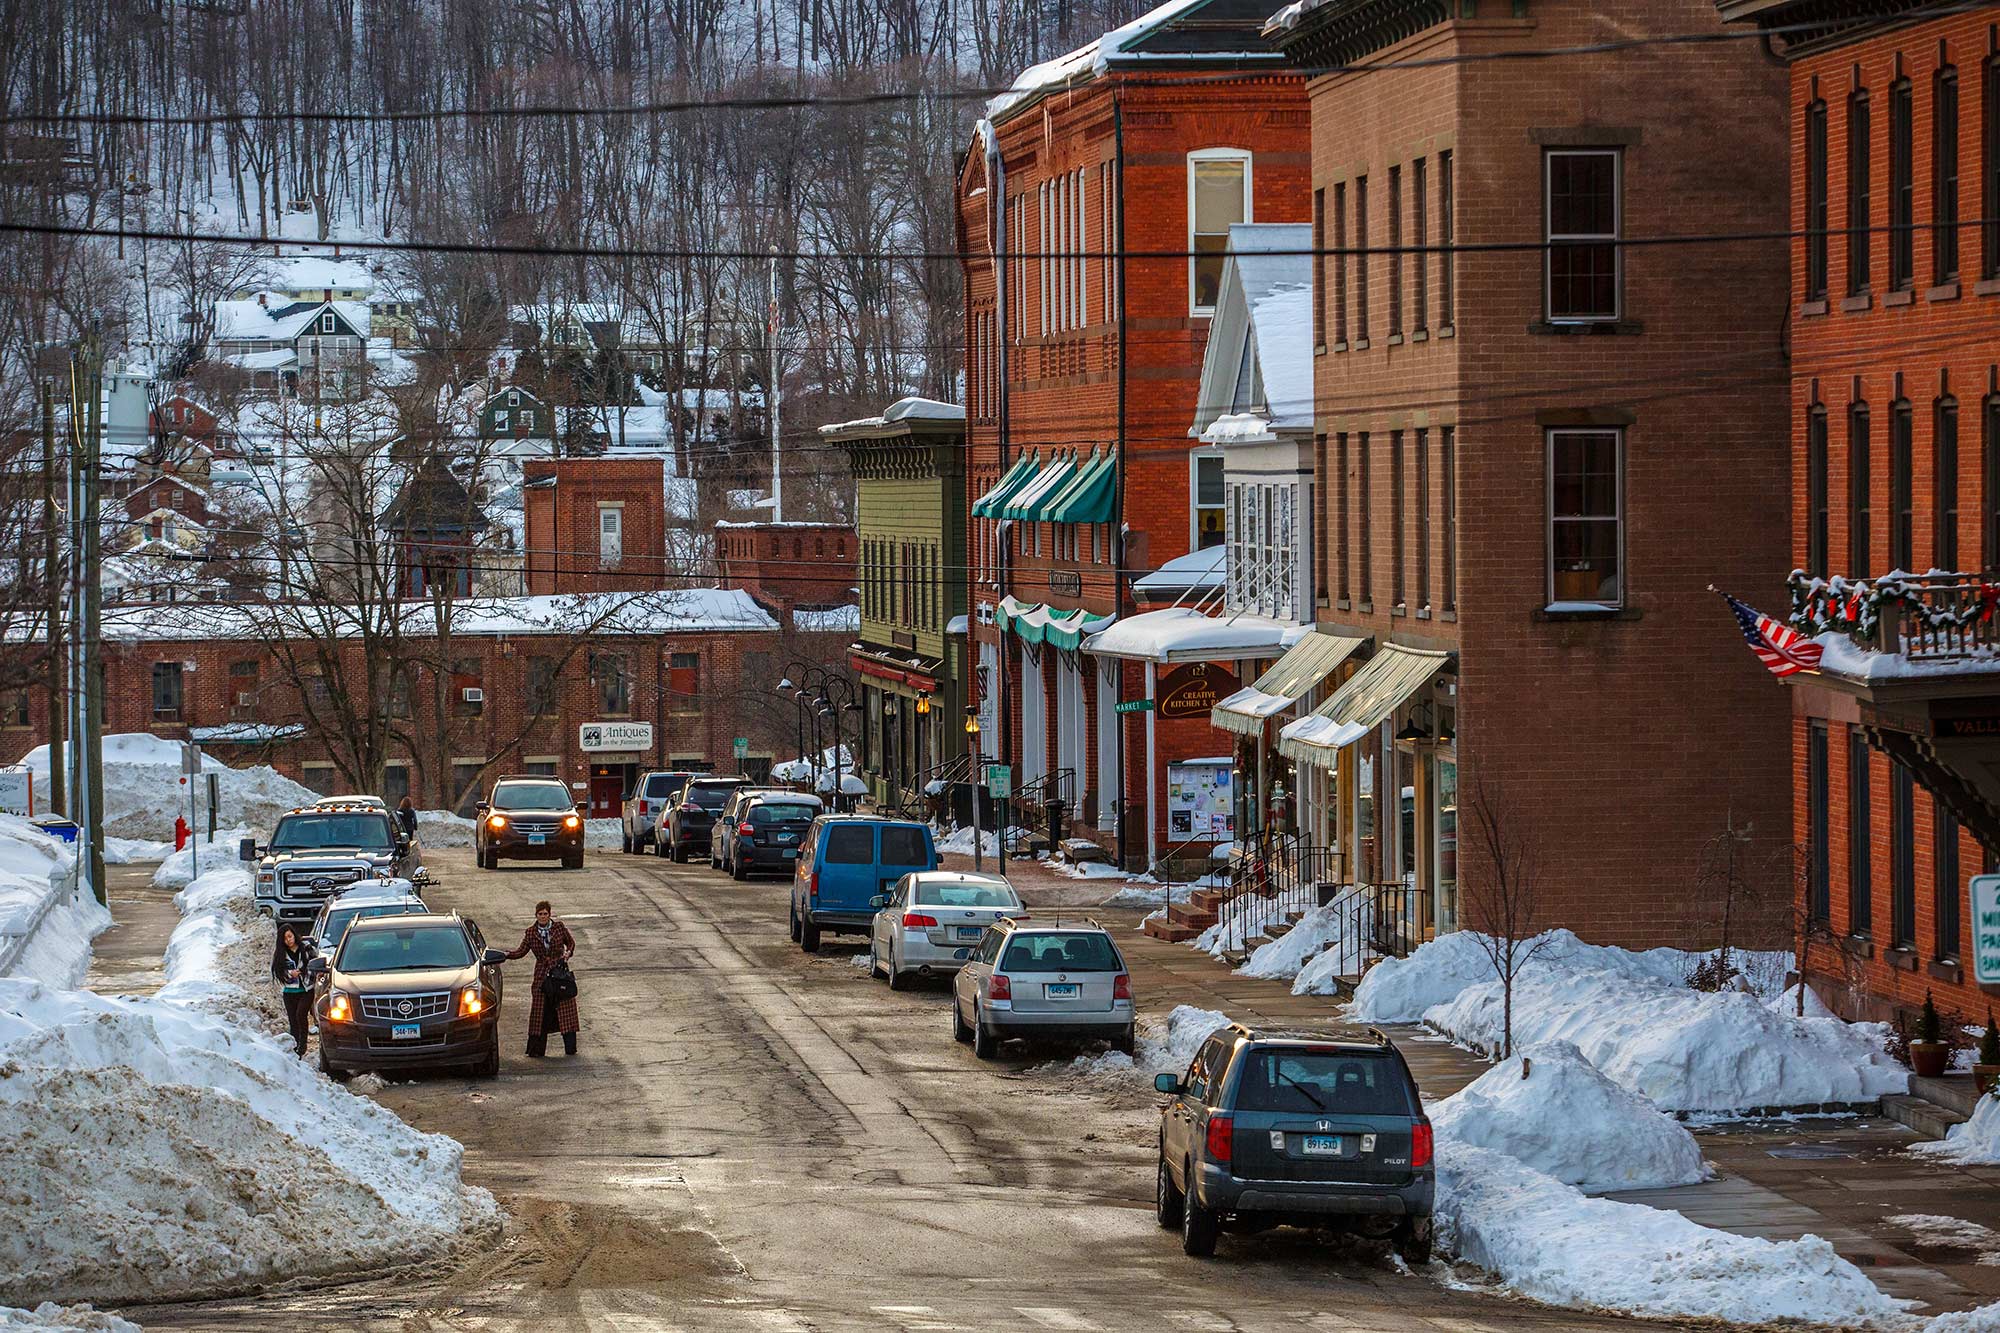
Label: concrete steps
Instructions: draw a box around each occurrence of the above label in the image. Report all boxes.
[1880,1073,1985,1141]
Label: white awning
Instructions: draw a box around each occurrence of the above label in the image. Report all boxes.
[1211,632,1368,736]
[1083,607,1310,664]
[1278,643,1451,767]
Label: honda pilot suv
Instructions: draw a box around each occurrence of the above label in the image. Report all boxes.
[1153,1025,1434,1261]
[307,911,504,1078]
[242,804,422,926]
[476,776,586,869]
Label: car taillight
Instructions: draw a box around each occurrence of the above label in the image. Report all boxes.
[1113,973,1132,1001]
[740,821,755,836]
[486,814,507,831]
[809,871,820,900]
[1205,1114,1234,1165]
[681,802,700,812]
[902,913,938,928]
[1411,1120,1434,1169]
[987,973,1011,1001]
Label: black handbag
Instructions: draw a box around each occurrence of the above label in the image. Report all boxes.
[542,960,578,1003]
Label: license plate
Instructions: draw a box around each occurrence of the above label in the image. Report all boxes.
[956,927,984,941]
[392,1023,421,1041]
[1044,982,1080,1000]
[783,848,798,858]
[1303,1134,1343,1155]
[528,833,546,845]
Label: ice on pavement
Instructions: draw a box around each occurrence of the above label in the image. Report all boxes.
[1428,1042,1705,1192]
[16,733,318,841]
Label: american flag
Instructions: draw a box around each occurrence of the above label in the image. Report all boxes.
[1722,591,1824,677]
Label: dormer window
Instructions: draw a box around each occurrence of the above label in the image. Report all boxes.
[508,391,520,406]
[320,312,336,333]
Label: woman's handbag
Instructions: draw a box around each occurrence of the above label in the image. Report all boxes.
[542,959,578,1003]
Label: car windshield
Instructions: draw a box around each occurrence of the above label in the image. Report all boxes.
[494,783,572,811]
[323,902,424,949]
[271,813,394,852]
[688,784,738,808]
[880,826,928,865]
[1000,933,1120,972]
[751,803,818,824]
[336,924,471,972]
[1233,1051,1417,1116]
[918,881,1019,909]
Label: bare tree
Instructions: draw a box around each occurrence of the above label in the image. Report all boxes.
[1460,775,1552,1059]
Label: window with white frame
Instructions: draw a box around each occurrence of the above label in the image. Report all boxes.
[598,502,624,564]
[320,312,336,333]
[1193,453,1226,549]
[1189,149,1252,314]
[1547,429,1624,607]
[1226,482,1245,606]
[1545,149,1621,322]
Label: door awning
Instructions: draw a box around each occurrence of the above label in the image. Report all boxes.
[996,595,1115,649]
[1278,643,1452,766]
[1211,632,1368,736]
[971,453,1040,518]
[1002,450,1079,520]
[1044,448,1117,524]
[1083,607,1308,663]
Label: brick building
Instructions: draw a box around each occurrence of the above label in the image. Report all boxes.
[522,457,675,593]
[1715,1,2000,1022]
[713,521,858,616]
[958,0,1310,865]
[1261,0,1793,949]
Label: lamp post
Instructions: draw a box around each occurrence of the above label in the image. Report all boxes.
[965,706,983,872]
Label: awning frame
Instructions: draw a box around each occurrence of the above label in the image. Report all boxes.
[1278,643,1453,765]
[971,452,1040,518]
[1211,632,1368,736]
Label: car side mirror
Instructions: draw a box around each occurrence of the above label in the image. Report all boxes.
[575,801,589,814]
[303,957,328,977]
[475,801,490,813]
[395,836,411,854]
[238,838,258,862]
[481,947,508,965]
[1154,1074,1181,1095]
[870,894,890,908]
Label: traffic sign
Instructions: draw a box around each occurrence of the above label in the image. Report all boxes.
[1114,698,1154,714]
[733,736,750,759]
[1972,874,2000,987]
[986,764,1012,799]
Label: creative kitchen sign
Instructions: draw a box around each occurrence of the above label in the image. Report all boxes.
[579,721,654,752]
[1155,662,1239,721]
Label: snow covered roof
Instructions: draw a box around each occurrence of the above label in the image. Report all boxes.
[1194,223,1314,442]
[263,255,375,295]
[100,589,779,642]
[1083,606,1308,662]
[214,298,371,347]
[819,396,967,437]
[986,0,1292,122]
[1132,545,1227,595]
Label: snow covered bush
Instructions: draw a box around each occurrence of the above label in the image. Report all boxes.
[1429,1042,1705,1192]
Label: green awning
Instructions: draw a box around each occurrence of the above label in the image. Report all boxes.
[1044,448,1117,524]
[996,595,1114,649]
[1001,450,1078,520]
[972,453,1040,518]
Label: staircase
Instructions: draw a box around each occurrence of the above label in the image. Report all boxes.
[1882,1073,1985,1140]
[1145,881,1235,942]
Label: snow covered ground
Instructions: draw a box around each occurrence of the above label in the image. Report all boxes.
[149,828,255,890]
[1235,902,1350,985]
[1037,1004,1229,1094]
[0,816,106,989]
[1911,1092,2000,1166]
[935,824,1031,859]
[16,734,318,841]
[153,868,285,1034]
[0,1306,140,1331]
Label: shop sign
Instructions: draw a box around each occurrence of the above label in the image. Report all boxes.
[1973,875,2000,988]
[580,721,654,752]
[1940,717,2000,738]
[1156,662,1239,721]
[1048,570,1082,596]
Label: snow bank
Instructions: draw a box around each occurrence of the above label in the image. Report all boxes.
[935,824,1031,859]
[149,827,253,890]
[1039,1004,1231,1092]
[1912,1091,2000,1166]
[0,817,103,989]
[1101,883,1194,909]
[102,837,170,865]
[0,1306,140,1332]
[0,978,499,1306]
[1189,896,1290,958]
[1437,1141,1911,1328]
[1430,1043,1705,1192]
[154,868,283,1034]
[16,734,318,841]
[415,810,476,847]
[1237,902,1346,983]
[585,817,623,849]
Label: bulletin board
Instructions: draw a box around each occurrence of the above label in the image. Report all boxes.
[1166,758,1233,840]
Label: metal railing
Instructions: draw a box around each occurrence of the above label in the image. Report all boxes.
[884,750,973,822]
[1210,835,1432,987]
[1789,570,2000,662]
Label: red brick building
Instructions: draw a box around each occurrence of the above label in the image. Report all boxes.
[1262,0,1793,948]
[714,522,858,616]
[958,0,1310,865]
[522,457,674,593]
[1717,1,2000,1021]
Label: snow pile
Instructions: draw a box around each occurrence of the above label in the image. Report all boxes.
[0,817,104,989]
[1436,1141,1911,1328]
[16,735,319,841]
[1429,1043,1705,1192]
[1886,1214,2000,1255]
[102,837,171,865]
[153,868,283,1034]
[1189,895,1289,958]
[0,978,499,1306]
[1040,1004,1230,1092]
[585,818,623,849]
[1101,883,1193,909]
[1912,1091,2000,1166]
[0,1306,140,1332]
[1237,902,1349,983]
[935,824,1030,859]
[149,827,254,890]
[1050,858,1128,881]
[415,810,476,847]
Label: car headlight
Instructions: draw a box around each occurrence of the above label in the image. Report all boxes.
[487,814,507,831]
[563,814,581,830]
[327,991,353,1023]
[459,984,483,1017]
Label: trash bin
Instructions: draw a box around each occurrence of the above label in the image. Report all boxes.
[1045,798,1068,847]
[30,816,78,844]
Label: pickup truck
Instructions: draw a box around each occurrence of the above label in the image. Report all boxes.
[241,803,425,926]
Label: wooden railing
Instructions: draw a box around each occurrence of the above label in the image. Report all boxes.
[1790,570,2000,662]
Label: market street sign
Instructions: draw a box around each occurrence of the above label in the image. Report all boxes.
[1973,874,2000,989]
[986,764,1012,799]
[1114,698,1155,714]
[580,721,654,752]
[1156,661,1239,721]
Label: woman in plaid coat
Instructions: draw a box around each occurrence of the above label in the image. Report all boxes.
[506,899,579,1057]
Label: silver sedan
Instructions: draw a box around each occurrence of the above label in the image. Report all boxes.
[868,871,1023,990]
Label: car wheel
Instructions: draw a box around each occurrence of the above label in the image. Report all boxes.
[654,834,669,858]
[951,996,972,1044]
[972,1007,997,1060]
[1116,1025,1136,1056]
[474,1034,500,1079]
[674,842,689,864]
[563,852,582,870]
[788,903,802,942]
[621,831,633,855]
[317,1041,335,1076]
[1155,1153,1184,1229]
[868,940,883,979]
[1180,1166,1219,1257]
[1393,1217,1434,1266]
[800,917,821,953]
[887,948,909,991]
[731,852,748,881]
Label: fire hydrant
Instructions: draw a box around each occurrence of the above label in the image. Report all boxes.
[174,816,190,851]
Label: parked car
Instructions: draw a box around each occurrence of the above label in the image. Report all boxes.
[951,918,1133,1059]
[715,790,822,877]
[657,775,748,863]
[868,871,1022,989]
[790,816,936,952]
[1152,1025,1434,1260]
[621,770,694,854]
[241,804,423,926]
[306,911,505,1079]
[310,794,389,812]
[475,776,585,869]
[306,877,429,957]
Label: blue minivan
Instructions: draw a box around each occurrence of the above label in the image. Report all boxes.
[791,816,937,952]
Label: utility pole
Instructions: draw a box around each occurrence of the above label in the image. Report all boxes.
[68,327,105,905]
[40,381,63,817]
[768,243,783,523]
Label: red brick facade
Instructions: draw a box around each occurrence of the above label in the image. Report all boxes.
[522,457,672,593]
[714,522,858,614]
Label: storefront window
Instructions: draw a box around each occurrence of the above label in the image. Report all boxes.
[1355,739,1377,883]
[1435,755,1458,934]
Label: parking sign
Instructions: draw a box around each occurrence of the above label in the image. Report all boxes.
[1973,875,2000,987]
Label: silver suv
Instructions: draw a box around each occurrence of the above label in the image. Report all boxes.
[951,918,1134,1059]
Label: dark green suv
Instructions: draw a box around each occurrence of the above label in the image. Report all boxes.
[1153,1024,1434,1261]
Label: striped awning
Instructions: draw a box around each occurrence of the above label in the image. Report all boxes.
[996,595,1115,649]
[1002,450,1079,520]
[1278,643,1451,767]
[1044,448,1117,524]
[1210,632,1368,737]
[971,453,1040,518]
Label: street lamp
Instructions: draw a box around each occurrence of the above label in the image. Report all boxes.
[965,706,983,872]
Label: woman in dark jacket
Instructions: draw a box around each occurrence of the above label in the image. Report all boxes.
[271,924,315,1058]
[505,899,578,1057]
[394,796,418,842]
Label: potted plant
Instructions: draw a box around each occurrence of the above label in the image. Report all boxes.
[1975,1011,2000,1094]
[1910,992,1951,1079]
